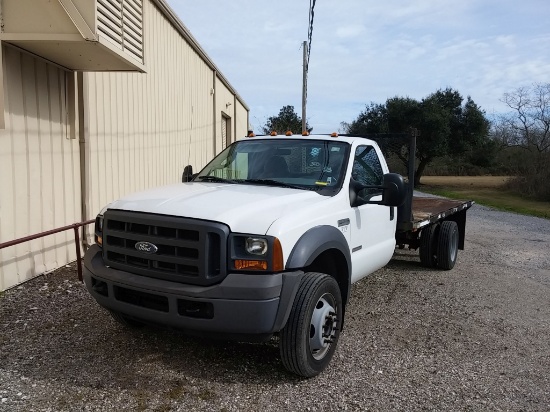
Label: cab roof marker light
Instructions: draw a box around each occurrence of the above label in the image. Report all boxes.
[331,132,339,137]
[302,131,310,136]
[285,131,293,136]
[270,131,277,136]
[247,132,255,137]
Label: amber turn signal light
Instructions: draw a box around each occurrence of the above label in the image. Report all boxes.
[234,259,268,270]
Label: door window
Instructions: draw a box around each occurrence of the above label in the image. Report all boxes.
[352,145,384,200]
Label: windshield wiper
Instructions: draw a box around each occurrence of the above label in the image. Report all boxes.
[240,179,303,190]
[197,175,235,183]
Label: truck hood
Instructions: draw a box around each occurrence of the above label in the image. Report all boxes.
[105,182,326,234]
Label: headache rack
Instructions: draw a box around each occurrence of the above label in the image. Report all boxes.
[343,129,474,243]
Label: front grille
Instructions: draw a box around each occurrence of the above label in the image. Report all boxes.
[102,210,230,286]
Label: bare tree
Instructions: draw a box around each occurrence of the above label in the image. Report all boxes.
[501,83,550,154]
[499,83,550,200]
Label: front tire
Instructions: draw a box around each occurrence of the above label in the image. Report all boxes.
[279,272,342,378]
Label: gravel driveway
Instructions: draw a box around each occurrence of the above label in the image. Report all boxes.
[1,203,549,411]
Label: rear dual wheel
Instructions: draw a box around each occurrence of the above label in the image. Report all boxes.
[436,220,459,270]
[419,223,438,267]
[419,220,459,270]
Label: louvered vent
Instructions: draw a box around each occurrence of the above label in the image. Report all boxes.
[97,0,143,62]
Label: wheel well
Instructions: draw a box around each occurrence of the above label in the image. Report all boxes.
[303,249,350,305]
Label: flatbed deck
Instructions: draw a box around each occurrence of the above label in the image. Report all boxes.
[410,197,474,230]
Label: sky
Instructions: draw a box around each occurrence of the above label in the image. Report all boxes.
[166,0,550,134]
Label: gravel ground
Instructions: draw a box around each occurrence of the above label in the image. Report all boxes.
[1,203,549,411]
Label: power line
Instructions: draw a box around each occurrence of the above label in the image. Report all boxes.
[307,0,316,70]
[303,0,316,132]
[304,0,316,109]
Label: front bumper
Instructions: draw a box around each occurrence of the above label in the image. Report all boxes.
[83,244,303,338]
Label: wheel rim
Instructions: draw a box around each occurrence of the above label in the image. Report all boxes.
[309,293,338,360]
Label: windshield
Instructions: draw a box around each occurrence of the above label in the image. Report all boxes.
[195,139,350,196]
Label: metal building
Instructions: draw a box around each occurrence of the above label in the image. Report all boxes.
[0,0,249,291]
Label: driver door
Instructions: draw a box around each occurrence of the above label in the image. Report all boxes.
[350,145,397,282]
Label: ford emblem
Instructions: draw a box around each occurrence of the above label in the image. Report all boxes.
[135,241,158,254]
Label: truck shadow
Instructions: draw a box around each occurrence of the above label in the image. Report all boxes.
[91,321,296,386]
[1,259,444,399]
[1,290,299,395]
[388,250,432,271]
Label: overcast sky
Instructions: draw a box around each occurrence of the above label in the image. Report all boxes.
[166,0,550,134]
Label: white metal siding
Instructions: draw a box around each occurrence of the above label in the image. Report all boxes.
[235,101,248,141]
[0,45,81,291]
[0,0,249,291]
[84,0,215,234]
[214,77,235,152]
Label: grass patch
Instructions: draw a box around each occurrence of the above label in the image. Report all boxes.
[419,176,550,219]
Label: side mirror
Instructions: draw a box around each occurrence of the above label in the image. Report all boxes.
[349,173,406,207]
[379,173,406,206]
[182,165,194,182]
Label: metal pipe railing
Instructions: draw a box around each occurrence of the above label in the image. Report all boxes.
[0,220,95,282]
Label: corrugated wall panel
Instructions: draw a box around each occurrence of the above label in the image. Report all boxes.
[236,101,248,141]
[214,77,236,152]
[0,1,248,290]
[0,45,80,291]
[84,0,216,230]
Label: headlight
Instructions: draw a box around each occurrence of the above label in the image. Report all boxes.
[229,234,284,272]
[245,237,268,255]
[97,215,104,232]
[95,214,104,246]
[94,203,112,247]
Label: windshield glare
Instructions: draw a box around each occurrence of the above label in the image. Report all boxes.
[196,139,350,195]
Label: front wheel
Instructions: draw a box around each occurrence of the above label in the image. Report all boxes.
[279,272,343,378]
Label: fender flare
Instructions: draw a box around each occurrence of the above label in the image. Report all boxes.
[286,225,352,300]
[286,225,351,270]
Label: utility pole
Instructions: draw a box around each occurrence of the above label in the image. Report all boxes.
[302,40,307,133]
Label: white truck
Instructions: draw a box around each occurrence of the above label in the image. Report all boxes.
[83,132,473,377]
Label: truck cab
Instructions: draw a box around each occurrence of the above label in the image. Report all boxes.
[83,134,409,377]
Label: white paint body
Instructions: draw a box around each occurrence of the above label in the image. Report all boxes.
[103,135,398,283]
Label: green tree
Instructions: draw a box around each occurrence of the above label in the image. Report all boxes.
[262,105,312,135]
[346,102,389,134]
[345,88,490,186]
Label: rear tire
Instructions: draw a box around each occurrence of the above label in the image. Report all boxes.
[419,224,438,268]
[279,273,342,378]
[109,310,145,328]
[436,221,459,270]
